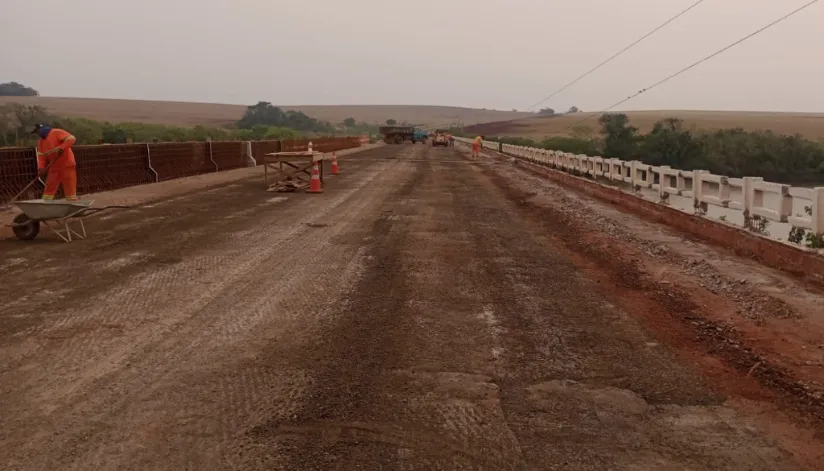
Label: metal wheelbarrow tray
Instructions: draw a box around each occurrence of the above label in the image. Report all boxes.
[9,199,131,242]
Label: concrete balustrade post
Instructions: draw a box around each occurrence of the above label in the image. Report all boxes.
[676,170,686,194]
[779,185,793,223]
[812,187,824,235]
[742,177,761,215]
[692,170,708,213]
[657,166,670,201]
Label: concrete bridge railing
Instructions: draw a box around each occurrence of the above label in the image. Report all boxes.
[456,137,824,239]
[456,135,824,284]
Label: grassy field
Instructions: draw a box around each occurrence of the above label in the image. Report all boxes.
[0,96,533,128]
[465,110,824,140]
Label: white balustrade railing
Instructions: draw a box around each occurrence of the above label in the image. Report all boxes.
[452,136,824,236]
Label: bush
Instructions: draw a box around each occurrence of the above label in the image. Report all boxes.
[237,102,334,133]
[476,113,824,184]
[597,114,824,184]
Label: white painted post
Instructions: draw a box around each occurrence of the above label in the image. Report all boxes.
[146,143,159,182]
[208,139,218,172]
[244,141,256,166]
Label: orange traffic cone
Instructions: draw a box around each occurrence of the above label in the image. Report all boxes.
[331,152,340,175]
[307,160,323,193]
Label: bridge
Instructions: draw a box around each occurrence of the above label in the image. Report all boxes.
[1,141,821,470]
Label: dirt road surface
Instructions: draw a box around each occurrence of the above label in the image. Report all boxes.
[0,144,819,470]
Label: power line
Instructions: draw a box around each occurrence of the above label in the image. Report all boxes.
[567,0,819,128]
[526,0,707,112]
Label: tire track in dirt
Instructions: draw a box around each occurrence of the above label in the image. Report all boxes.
[0,145,421,470]
[1,143,808,469]
[244,145,803,470]
[471,153,824,468]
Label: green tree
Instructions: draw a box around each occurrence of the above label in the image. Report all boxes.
[0,82,39,96]
[639,118,703,169]
[237,102,333,133]
[538,107,555,116]
[567,106,580,113]
[385,119,397,125]
[343,117,356,127]
[0,103,51,146]
[599,113,638,160]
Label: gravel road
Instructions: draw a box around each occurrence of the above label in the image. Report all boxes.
[0,144,808,470]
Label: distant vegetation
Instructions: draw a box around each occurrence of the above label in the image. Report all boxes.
[483,113,824,184]
[0,82,39,97]
[1,102,374,147]
[236,101,334,133]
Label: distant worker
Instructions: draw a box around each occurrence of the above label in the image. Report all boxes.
[448,133,455,147]
[472,135,484,158]
[32,124,78,201]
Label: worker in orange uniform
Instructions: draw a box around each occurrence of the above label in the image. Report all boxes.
[31,124,78,201]
[472,135,484,158]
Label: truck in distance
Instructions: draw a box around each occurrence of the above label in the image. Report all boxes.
[379,126,429,144]
[432,129,449,147]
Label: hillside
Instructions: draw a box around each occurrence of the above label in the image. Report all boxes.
[0,97,533,128]
[465,110,824,140]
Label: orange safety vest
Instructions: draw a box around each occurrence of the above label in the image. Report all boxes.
[37,128,77,170]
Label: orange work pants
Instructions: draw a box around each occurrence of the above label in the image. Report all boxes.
[43,166,78,201]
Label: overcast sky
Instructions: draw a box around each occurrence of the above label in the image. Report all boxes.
[2,0,822,112]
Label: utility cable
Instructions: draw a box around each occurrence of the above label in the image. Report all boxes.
[567,0,819,128]
[526,0,707,111]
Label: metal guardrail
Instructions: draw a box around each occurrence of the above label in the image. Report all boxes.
[0,137,363,203]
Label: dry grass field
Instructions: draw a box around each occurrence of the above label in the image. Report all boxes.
[466,110,824,140]
[0,96,533,128]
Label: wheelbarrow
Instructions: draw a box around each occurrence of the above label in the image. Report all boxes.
[8,199,131,242]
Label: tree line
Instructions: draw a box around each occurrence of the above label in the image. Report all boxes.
[484,114,824,184]
[0,101,376,147]
[0,82,39,97]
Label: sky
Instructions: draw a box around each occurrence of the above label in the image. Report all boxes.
[2,0,823,112]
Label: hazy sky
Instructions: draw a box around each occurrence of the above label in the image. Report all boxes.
[2,0,822,112]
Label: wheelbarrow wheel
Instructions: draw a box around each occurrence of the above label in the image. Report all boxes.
[12,213,40,241]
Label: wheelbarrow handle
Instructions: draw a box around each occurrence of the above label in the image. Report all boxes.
[6,153,65,205]
[7,178,40,205]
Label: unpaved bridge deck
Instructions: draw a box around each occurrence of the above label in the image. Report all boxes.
[0,144,821,470]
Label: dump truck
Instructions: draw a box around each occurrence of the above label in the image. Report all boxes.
[379,126,429,144]
[413,129,429,143]
[380,126,414,144]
